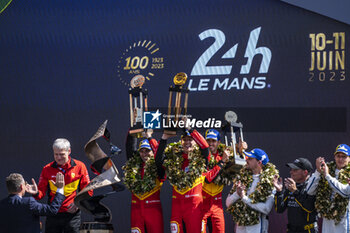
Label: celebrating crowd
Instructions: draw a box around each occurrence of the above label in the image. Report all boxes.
[1,127,350,233]
[123,125,350,233]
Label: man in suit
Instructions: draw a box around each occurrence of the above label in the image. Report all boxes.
[0,172,65,233]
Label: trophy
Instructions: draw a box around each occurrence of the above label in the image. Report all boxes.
[129,75,148,137]
[164,72,189,135]
[75,120,124,233]
[222,111,246,172]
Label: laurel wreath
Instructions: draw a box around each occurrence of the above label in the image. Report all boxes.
[315,161,350,224]
[122,152,158,195]
[227,163,279,226]
[0,0,13,14]
[207,144,240,186]
[163,141,206,192]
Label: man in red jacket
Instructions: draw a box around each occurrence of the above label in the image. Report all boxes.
[202,129,247,233]
[156,129,209,233]
[202,129,228,233]
[31,138,92,233]
[124,130,165,233]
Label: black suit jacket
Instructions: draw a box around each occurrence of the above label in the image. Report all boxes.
[0,192,65,233]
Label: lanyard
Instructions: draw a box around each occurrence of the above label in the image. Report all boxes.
[58,166,66,174]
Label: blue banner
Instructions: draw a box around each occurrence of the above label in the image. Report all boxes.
[0,1,349,232]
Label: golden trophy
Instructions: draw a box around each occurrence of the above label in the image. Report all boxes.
[164,72,189,135]
[129,75,148,137]
[222,111,246,172]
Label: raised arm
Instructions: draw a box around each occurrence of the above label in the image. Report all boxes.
[125,132,138,160]
[189,129,209,164]
[306,157,324,195]
[141,129,158,154]
[155,133,173,179]
[30,172,65,215]
[205,149,229,183]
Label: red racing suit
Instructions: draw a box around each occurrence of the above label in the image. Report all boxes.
[35,157,92,213]
[156,130,210,233]
[131,177,164,233]
[126,135,164,233]
[202,151,226,233]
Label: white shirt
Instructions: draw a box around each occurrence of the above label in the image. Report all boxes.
[226,174,275,233]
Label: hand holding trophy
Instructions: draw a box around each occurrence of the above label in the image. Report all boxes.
[164,72,189,135]
[222,111,246,173]
[129,75,148,137]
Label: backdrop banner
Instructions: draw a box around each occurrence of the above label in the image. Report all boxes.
[0,1,349,232]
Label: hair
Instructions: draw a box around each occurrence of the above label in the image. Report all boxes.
[53,138,71,151]
[6,173,24,193]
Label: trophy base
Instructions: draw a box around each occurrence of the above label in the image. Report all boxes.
[80,222,114,233]
[163,129,177,135]
[225,163,243,174]
[129,128,144,138]
[224,156,246,173]
[234,156,247,166]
